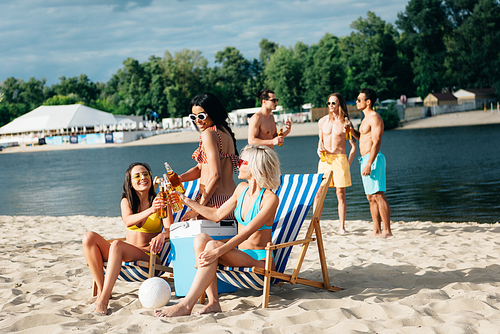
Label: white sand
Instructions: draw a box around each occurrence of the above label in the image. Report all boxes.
[2,215,500,332]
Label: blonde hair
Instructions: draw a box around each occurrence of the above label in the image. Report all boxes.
[241,145,281,189]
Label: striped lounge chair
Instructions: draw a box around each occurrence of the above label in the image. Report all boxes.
[214,171,341,308]
[91,179,199,297]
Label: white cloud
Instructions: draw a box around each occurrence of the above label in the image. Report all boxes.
[0,0,409,85]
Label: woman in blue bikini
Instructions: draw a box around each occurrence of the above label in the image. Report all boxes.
[155,145,281,317]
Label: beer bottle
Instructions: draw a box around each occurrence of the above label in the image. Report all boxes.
[157,179,168,219]
[345,117,352,140]
[164,162,185,193]
[277,127,284,146]
[163,174,183,213]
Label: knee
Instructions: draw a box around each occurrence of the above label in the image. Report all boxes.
[82,231,98,247]
[205,239,222,251]
[193,233,212,250]
[109,239,124,253]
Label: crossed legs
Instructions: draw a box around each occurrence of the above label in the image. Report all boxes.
[155,233,265,317]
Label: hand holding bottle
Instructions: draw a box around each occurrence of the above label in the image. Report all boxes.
[344,117,352,140]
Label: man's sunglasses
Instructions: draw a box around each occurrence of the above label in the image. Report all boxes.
[189,112,208,121]
[268,98,279,103]
[237,159,248,168]
[131,171,151,180]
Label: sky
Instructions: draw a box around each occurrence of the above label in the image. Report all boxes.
[0,0,410,86]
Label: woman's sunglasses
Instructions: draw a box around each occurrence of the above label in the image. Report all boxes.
[326,101,336,106]
[131,171,151,180]
[237,159,248,168]
[189,112,208,122]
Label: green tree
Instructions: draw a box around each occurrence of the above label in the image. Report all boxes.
[43,94,82,105]
[164,49,208,118]
[50,74,100,104]
[397,0,450,98]
[213,47,254,111]
[264,43,306,110]
[259,38,279,65]
[302,33,344,108]
[444,0,500,93]
[340,12,408,100]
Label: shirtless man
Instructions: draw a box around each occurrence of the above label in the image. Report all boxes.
[314,93,356,234]
[350,88,392,238]
[248,89,291,149]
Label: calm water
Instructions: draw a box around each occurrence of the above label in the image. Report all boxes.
[1,124,499,223]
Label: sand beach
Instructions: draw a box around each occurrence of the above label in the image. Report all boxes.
[2,215,500,332]
[1,109,500,332]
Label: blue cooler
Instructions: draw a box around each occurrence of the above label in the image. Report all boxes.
[170,219,238,297]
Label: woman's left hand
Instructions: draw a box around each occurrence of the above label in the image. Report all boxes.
[149,233,166,254]
[198,249,218,267]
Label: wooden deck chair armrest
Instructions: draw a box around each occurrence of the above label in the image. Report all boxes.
[266,237,316,251]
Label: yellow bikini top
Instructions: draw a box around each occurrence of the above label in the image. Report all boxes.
[127,212,163,234]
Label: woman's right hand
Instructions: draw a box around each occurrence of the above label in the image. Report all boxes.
[181,209,198,221]
[152,195,167,212]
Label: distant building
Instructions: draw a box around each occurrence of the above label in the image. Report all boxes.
[423,93,457,107]
[453,88,496,105]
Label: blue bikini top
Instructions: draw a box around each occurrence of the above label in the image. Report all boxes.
[234,186,273,231]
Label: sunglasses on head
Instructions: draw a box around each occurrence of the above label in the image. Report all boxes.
[237,159,248,168]
[189,112,208,122]
[131,171,151,180]
[327,101,336,106]
[268,98,279,103]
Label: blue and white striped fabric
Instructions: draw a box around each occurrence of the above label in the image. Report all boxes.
[216,174,323,290]
[109,179,200,283]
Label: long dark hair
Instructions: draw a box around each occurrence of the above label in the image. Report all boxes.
[328,92,349,120]
[189,92,238,156]
[122,162,155,214]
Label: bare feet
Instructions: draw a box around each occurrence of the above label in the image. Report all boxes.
[367,231,393,238]
[195,302,222,315]
[339,228,347,235]
[93,300,108,315]
[155,303,192,318]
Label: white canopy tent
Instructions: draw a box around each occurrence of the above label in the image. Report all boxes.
[0,104,117,135]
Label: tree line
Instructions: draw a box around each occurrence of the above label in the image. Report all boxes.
[1,0,499,129]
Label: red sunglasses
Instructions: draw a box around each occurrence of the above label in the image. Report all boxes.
[237,159,248,168]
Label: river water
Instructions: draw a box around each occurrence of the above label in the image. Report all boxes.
[1,124,499,223]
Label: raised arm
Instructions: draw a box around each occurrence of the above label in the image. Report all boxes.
[121,197,162,228]
[177,187,239,222]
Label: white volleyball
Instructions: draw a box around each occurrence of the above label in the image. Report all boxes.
[138,277,171,309]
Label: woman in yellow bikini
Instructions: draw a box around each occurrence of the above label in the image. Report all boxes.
[155,145,281,317]
[179,93,239,221]
[82,162,173,315]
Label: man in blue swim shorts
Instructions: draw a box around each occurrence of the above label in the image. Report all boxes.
[350,88,392,238]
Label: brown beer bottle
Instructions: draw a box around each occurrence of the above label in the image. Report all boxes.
[163,174,183,213]
[157,179,168,219]
[277,127,284,146]
[345,117,352,140]
[164,162,185,193]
